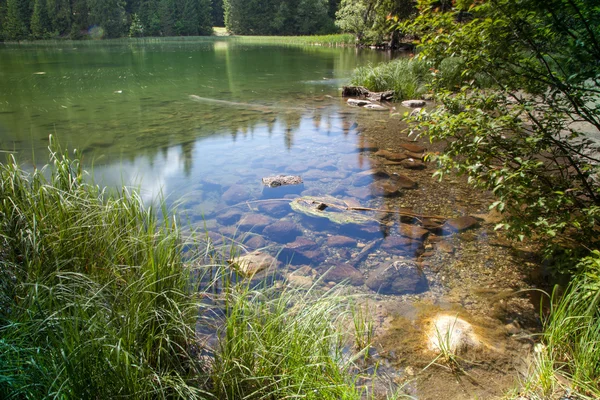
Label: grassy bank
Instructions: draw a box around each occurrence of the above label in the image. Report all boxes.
[513,253,600,399]
[350,57,489,101]
[234,33,356,46]
[0,143,375,399]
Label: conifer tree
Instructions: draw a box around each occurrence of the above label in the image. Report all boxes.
[211,0,223,26]
[47,0,72,36]
[4,0,29,40]
[31,0,52,38]
[0,0,7,39]
[70,0,89,38]
[88,0,126,38]
[176,0,198,35]
[197,0,212,35]
[158,0,175,36]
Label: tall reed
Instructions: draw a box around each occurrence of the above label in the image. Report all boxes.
[210,281,365,400]
[0,143,207,398]
[516,251,600,399]
[351,58,431,101]
[0,142,385,399]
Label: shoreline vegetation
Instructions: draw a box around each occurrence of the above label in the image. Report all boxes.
[349,1,600,398]
[0,143,388,399]
[0,33,365,48]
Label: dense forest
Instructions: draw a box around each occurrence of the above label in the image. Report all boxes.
[0,0,416,42]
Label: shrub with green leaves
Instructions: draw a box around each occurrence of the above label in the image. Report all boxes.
[404,0,600,267]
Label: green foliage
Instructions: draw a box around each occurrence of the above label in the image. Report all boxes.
[0,0,213,39]
[0,143,207,398]
[405,0,600,263]
[3,0,29,40]
[47,0,71,36]
[212,0,224,26]
[212,283,365,399]
[0,143,387,399]
[88,0,127,38]
[224,0,337,35]
[30,0,52,39]
[69,0,88,38]
[129,12,144,37]
[236,32,356,46]
[518,252,600,398]
[351,57,431,100]
[335,0,416,45]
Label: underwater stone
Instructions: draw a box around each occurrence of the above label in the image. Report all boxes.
[400,158,426,170]
[444,216,480,233]
[326,235,357,247]
[399,142,426,153]
[320,263,364,286]
[401,100,426,108]
[366,260,428,295]
[427,315,481,354]
[263,220,302,243]
[222,184,252,205]
[228,251,279,277]
[347,98,371,107]
[237,214,273,231]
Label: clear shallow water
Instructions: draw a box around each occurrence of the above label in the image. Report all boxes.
[0,39,389,216]
[1,39,538,398]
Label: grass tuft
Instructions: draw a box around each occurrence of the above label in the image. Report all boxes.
[0,141,207,398]
[514,251,600,399]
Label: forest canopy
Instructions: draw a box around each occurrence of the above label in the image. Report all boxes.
[0,0,417,41]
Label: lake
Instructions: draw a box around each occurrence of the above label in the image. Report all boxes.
[0,38,537,398]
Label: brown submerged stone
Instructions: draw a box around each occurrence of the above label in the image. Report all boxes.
[398,223,430,240]
[320,263,365,286]
[400,159,427,170]
[374,149,408,161]
[444,216,480,232]
[327,235,358,247]
[399,142,426,153]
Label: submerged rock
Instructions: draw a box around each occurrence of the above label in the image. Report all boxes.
[366,260,428,295]
[347,98,371,107]
[427,315,481,354]
[352,169,390,186]
[390,173,418,189]
[374,149,408,162]
[381,236,424,257]
[444,216,480,233]
[263,220,302,243]
[399,142,426,153]
[237,214,273,231]
[326,235,358,247]
[222,184,252,205]
[401,100,426,108]
[216,209,243,225]
[228,251,279,277]
[320,263,364,286]
[398,223,429,241]
[290,196,377,225]
[400,158,427,170]
[280,237,324,265]
[244,235,266,249]
[256,200,291,218]
[364,103,388,111]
